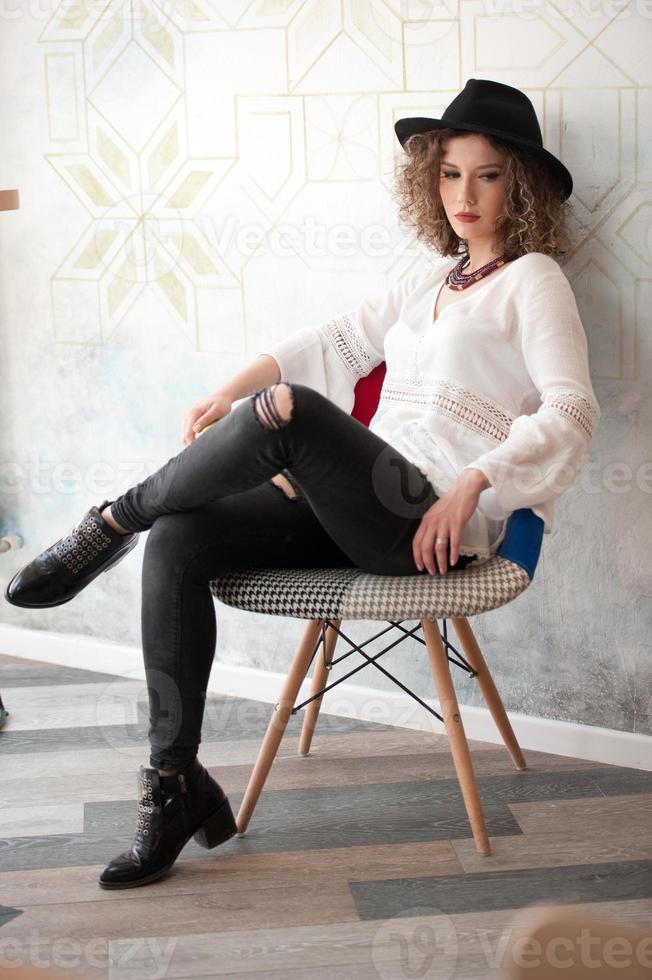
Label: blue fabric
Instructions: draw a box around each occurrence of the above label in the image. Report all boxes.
[496,508,544,580]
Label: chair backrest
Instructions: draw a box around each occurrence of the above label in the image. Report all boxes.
[351,362,386,426]
[351,364,544,580]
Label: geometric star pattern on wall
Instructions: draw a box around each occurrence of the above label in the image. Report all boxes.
[41,0,238,348]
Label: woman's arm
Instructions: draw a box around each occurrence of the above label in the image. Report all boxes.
[183,355,281,444]
[459,271,600,514]
[214,354,281,403]
[461,467,491,491]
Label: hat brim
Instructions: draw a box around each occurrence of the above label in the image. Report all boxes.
[394,116,573,200]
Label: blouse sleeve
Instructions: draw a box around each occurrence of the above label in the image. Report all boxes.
[462,269,601,514]
[254,272,425,414]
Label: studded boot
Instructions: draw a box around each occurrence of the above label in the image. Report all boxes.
[4,499,139,609]
[99,757,238,889]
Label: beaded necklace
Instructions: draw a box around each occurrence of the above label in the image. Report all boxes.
[446,252,518,291]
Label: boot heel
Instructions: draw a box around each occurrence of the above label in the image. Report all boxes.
[194,797,237,849]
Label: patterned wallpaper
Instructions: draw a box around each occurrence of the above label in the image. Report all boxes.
[38,0,650,372]
[1,0,650,735]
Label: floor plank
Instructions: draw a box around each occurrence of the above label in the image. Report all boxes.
[0,842,463,907]
[0,803,85,838]
[349,858,652,919]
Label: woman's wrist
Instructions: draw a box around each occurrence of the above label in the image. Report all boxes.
[211,384,237,405]
[458,466,492,492]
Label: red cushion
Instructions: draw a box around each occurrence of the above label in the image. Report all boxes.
[351,362,386,427]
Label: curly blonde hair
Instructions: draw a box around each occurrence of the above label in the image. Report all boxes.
[392,127,574,261]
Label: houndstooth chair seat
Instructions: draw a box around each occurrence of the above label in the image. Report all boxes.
[209,364,545,857]
[210,507,539,622]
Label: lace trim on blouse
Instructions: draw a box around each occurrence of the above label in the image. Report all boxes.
[380,374,516,445]
[317,316,599,445]
[543,387,600,440]
[318,311,375,380]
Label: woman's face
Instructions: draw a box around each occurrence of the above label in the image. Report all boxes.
[437,133,508,252]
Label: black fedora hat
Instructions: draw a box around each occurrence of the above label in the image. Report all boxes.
[394,78,573,200]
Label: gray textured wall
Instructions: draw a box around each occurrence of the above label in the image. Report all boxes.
[1,2,650,736]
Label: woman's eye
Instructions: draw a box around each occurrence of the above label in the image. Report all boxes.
[441,172,499,180]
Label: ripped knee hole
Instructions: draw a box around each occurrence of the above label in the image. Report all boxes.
[253,382,295,431]
[270,472,298,500]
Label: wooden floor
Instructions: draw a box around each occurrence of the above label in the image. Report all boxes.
[0,650,651,979]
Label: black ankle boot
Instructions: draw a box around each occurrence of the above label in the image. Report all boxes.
[4,499,139,609]
[98,757,237,889]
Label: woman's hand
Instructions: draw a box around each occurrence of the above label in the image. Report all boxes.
[183,391,234,445]
[412,468,489,575]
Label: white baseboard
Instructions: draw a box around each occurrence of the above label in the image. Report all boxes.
[1,623,650,772]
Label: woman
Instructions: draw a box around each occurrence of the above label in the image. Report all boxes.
[4,79,600,889]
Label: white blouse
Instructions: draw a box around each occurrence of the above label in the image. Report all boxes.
[256,252,601,565]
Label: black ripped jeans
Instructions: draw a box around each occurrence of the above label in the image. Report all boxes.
[109,383,476,770]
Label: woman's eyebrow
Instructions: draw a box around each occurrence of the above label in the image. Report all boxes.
[440,162,503,169]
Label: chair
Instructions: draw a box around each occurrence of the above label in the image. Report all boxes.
[209,365,544,856]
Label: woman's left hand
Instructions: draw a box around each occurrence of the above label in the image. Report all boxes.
[412,468,489,575]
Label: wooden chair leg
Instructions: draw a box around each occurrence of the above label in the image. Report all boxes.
[298,618,341,757]
[236,618,323,834]
[451,616,527,770]
[422,618,491,856]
